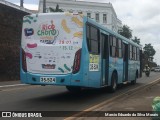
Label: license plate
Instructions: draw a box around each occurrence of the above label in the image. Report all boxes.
[40,77,56,83]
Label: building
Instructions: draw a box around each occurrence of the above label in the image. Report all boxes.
[0,0,31,80]
[0,0,32,13]
[39,0,122,32]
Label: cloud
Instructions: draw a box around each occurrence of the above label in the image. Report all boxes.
[13,2,38,10]
[111,0,160,64]
[6,0,38,10]
[6,0,38,5]
[23,4,38,10]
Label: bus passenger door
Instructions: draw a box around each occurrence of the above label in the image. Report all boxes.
[101,33,109,86]
[123,43,129,81]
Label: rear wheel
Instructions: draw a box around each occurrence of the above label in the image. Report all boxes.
[66,86,81,93]
[108,72,117,93]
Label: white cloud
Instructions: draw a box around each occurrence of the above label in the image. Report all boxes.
[13,2,38,10]
[111,0,160,64]
[23,4,38,10]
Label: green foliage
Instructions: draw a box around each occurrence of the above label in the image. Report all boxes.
[132,36,140,45]
[49,4,63,12]
[118,25,132,39]
[143,43,156,57]
[152,97,160,111]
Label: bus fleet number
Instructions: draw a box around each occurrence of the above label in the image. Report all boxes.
[89,63,99,71]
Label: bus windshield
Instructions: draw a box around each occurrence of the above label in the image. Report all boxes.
[21,13,83,74]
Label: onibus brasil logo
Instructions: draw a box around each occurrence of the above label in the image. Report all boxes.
[37,20,59,44]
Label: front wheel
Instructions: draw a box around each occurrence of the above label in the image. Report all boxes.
[108,72,117,93]
[66,86,81,93]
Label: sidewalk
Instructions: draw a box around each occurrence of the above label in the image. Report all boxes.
[77,82,160,120]
[0,80,20,86]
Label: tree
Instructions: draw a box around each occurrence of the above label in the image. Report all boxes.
[49,4,63,12]
[118,25,132,39]
[143,43,156,58]
[132,36,140,45]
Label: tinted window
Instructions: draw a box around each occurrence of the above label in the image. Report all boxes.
[111,46,116,57]
[137,48,139,61]
[118,39,122,48]
[130,45,133,59]
[117,39,122,58]
[86,24,100,54]
[110,36,122,58]
[112,37,116,46]
[91,40,98,53]
[90,26,98,40]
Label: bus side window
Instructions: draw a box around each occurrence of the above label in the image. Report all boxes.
[132,46,135,60]
[110,35,116,57]
[117,39,122,58]
[129,45,133,60]
[137,47,139,61]
[86,24,100,54]
[133,46,136,60]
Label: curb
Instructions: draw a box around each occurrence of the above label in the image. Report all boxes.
[64,78,160,120]
[0,84,27,88]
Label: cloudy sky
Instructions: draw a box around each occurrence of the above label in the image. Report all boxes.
[6,0,160,65]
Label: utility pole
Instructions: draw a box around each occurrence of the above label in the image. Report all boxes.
[20,0,23,7]
[43,0,46,13]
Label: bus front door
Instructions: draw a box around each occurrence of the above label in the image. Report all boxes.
[123,43,129,81]
[101,33,109,86]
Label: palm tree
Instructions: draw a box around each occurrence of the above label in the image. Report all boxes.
[132,36,140,45]
[49,4,63,12]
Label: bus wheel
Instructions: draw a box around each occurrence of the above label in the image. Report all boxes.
[131,73,137,85]
[108,72,117,93]
[66,86,81,93]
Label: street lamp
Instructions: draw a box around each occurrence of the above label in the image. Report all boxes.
[43,0,46,13]
[20,0,23,7]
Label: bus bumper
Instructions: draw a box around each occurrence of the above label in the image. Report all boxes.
[21,72,71,86]
[20,70,84,86]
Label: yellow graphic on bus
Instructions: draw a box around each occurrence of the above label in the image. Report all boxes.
[61,19,71,33]
[65,13,72,16]
[72,17,83,27]
[73,31,82,38]
[89,54,99,63]
[89,54,99,71]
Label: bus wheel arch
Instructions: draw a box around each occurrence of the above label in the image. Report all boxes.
[108,70,118,93]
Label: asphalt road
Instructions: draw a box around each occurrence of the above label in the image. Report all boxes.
[0,72,160,119]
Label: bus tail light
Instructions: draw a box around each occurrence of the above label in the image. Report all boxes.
[22,48,27,72]
[72,49,81,74]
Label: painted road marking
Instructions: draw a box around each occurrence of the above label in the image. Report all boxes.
[64,77,160,120]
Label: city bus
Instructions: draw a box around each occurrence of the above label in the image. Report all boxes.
[20,12,142,92]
